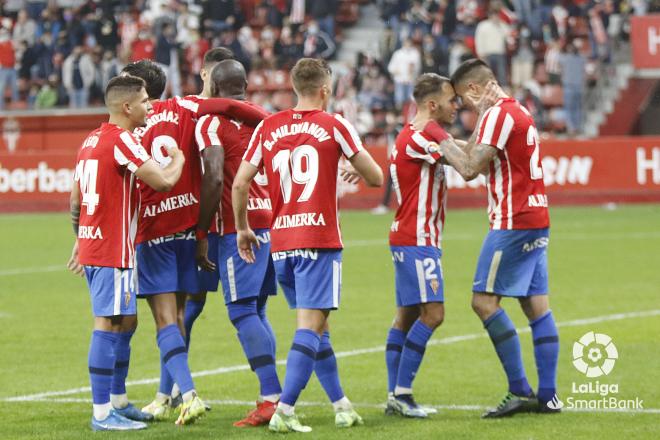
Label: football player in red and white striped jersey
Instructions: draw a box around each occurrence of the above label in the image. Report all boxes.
[233,58,383,433]
[438,59,559,418]
[68,76,185,430]
[384,73,458,418]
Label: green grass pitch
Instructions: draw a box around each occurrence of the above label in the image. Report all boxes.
[0,205,659,439]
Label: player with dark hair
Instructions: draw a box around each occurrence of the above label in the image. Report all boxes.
[195,59,281,427]
[68,75,185,431]
[437,58,559,417]
[233,58,384,433]
[384,73,458,418]
[120,59,266,425]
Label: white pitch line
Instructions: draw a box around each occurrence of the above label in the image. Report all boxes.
[0,265,63,277]
[3,309,659,403]
[9,397,660,415]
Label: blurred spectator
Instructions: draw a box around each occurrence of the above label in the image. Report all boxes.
[511,27,534,89]
[387,38,421,109]
[358,65,390,109]
[559,42,586,135]
[202,0,238,33]
[96,12,119,52]
[420,33,448,75]
[475,1,510,86]
[35,75,61,109]
[155,22,181,97]
[277,26,304,69]
[131,28,155,62]
[0,27,19,110]
[12,9,37,47]
[309,0,339,41]
[302,20,336,59]
[100,50,120,90]
[62,46,94,108]
[545,40,562,84]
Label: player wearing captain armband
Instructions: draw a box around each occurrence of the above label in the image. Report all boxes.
[233,58,384,433]
[67,75,185,431]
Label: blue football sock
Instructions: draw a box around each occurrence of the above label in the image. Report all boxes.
[257,295,277,359]
[396,320,433,392]
[314,332,344,403]
[280,329,321,406]
[158,359,175,396]
[484,308,532,396]
[530,310,559,403]
[157,324,194,395]
[184,299,205,348]
[228,299,281,396]
[89,330,119,404]
[385,328,406,393]
[110,330,134,396]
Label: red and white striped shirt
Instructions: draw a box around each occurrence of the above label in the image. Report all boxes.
[389,124,447,248]
[195,111,272,235]
[244,110,364,252]
[477,98,550,230]
[75,123,150,268]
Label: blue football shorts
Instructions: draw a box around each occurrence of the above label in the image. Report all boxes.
[472,228,549,297]
[218,229,277,305]
[136,229,200,296]
[390,245,444,306]
[273,249,342,310]
[84,266,137,317]
[198,232,219,292]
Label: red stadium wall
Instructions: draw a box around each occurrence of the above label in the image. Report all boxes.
[1,114,660,212]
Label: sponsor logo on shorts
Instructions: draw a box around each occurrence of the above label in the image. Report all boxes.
[271,249,319,261]
[147,230,195,246]
[521,237,549,252]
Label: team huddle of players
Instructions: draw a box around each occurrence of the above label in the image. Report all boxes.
[68,47,559,433]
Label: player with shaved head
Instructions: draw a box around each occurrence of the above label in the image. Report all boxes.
[194,58,282,427]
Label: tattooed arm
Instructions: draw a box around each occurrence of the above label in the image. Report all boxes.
[438,139,497,181]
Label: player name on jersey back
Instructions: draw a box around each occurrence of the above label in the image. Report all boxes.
[244,109,364,252]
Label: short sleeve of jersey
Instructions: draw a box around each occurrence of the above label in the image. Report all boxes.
[243,120,264,168]
[405,130,442,164]
[333,114,364,159]
[114,131,150,173]
[195,114,222,152]
[476,106,515,150]
[176,96,201,116]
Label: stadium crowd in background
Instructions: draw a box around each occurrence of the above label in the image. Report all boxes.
[0,0,657,137]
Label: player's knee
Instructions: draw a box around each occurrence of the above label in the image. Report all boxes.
[471,295,497,321]
[419,304,444,329]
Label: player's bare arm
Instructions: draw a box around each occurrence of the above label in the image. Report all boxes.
[67,184,84,277]
[135,146,185,191]
[438,139,497,181]
[347,150,384,187]
[196,147,225,272]
[232,160,260,264]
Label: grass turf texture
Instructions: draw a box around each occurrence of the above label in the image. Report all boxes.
[0,205,658,439]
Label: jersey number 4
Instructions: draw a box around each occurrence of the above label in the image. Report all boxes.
[272,145,319,203]
[75,159,100,215]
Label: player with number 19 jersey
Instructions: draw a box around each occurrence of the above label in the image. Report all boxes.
[244,110,363,309]
[473,97,550,297]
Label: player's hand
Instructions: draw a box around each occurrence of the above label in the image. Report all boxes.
[474,81,504,115]
[165,145,183,160]
[66,240,84,277]
[339,163,361,184]
[196,238,216,272]
[236,229,259,264]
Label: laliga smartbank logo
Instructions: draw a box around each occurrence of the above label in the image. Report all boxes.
[546,331,644,411]
[572,331,618,377]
